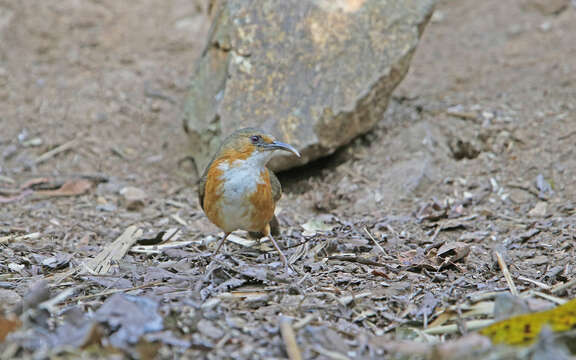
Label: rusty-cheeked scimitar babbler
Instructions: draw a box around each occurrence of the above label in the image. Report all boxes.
[198,128,300,272]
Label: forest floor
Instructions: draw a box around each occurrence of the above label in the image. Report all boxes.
[1,0,576,358]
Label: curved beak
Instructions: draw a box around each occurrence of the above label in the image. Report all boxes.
[264,141,301,158]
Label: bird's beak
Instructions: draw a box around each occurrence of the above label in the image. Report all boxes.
[265,141,301,158]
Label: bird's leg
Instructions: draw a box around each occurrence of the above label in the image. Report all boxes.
[212,232,231,258]
[264,225,291,274]
[204,232,231,277]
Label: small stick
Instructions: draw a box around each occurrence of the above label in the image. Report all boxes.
[495,251,518,296]
[328,255,400,273]
[39,287,77,313]
[517,275,550,290]
[531,291,566,305]
[0,232,41,244]
[280,316,302,360]
[311,346,350,360]
[424,319,494,335]
[363,227,388,257]
[69,281,165,303]
[293,314,316,330]
[33,139,79,165]
[551,278,576,294]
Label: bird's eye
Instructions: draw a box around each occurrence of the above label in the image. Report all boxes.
[250,135,261,144]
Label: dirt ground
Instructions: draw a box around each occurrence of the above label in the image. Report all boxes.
[1,0,576,358]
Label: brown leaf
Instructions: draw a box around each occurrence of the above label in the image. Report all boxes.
[0,315,22,342]
[20,177,52,190]
[34,179,94,198]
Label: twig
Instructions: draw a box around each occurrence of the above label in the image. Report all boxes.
[215,333,232,349]
[531,291,567,305]
[363,227,388,257]
[311,345,350,360]
[68,281,165,303]
[424,319,494,335]
[517,275,550,291]
[170,213,188,226]
[445,109,478,121]
[428,226,442,246]
[0,232,41,244]
[551,278,576,294]
[468,290,508,303]
[33,139,79,166]
[130,239,201,254]
[0,175,15,184]
[507,183,541,199]
[495,214,530,224]
[280,316,303,360]
[558,130,576,140]
[495,251,518,296]
[38,287,77,313]
[293,314,316,330]
[337,291,372,306]
[327,255,400,273]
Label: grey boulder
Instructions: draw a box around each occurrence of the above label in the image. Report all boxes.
[184,0,436,171]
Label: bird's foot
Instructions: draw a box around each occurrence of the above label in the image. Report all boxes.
[268,234,297,275]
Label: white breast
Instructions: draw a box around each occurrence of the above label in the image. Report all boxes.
[216,151,272,231]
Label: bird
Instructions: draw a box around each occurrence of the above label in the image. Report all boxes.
[198,127,301,272]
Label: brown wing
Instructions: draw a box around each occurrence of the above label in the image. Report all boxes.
[248,168,282,239]
[197,159,213,211]
[269,168,282,203]
[198,174,206,210]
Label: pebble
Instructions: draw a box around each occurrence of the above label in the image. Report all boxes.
[120,186,148,211]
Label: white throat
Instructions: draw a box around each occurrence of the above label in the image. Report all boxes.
[233,149,274,169]
[216,149,274,189]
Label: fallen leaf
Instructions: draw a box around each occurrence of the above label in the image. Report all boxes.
[20,177,52,190]
[302,219,335,233]
[41,253,73,269]
[437,242,470,262]
[95,294,163,348]
[528,201,548,217]
[34,179,94,198]
[479,297,576,345]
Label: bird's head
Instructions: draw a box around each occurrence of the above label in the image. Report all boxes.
[217,128,300,166]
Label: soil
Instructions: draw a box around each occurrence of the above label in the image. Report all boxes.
[1,0,575,358]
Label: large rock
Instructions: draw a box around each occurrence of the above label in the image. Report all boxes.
[184,0,435,172]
